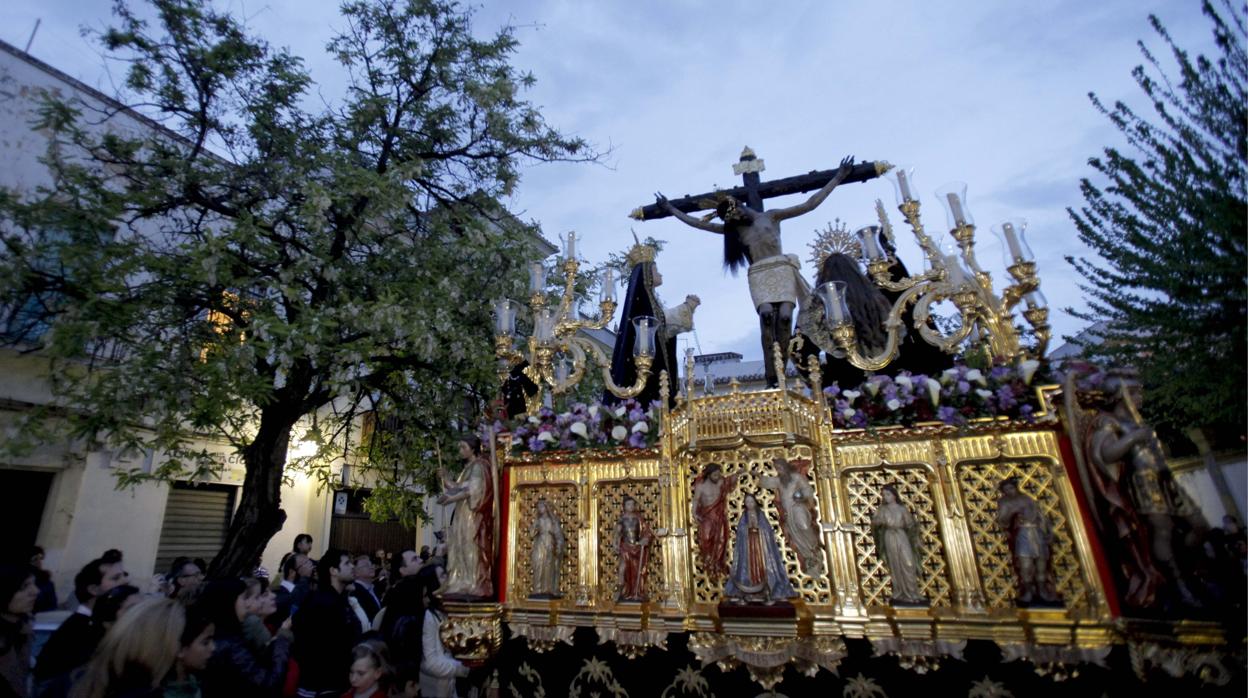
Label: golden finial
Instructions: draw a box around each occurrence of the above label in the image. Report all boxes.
[808,218,860,270]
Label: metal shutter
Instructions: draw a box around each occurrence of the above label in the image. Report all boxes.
[154,483,234,574]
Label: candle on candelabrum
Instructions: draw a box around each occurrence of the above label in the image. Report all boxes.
[529,261,547,294]
[858,226,882,261]
[897,169,914,201]
[944,255,968,286]
[1001,222,1025,261]
[562,231,577,260]
[600,267,615,303]
[946,192,967,226]
[494,299,516,336]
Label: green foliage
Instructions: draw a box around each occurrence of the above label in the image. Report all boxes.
[0,0,597,573]
[1066,0,1247,437]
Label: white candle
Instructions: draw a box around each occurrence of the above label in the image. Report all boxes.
[946,192,967,226]
[529,261,546,293]
[494,298,515,335]
[897,170,913,201]
[945,254,967,285]
[829,286,845,324]
[563,231,576,259]
[1002,222,1025,261]
[600,268,615,302]
[859,228,881,260]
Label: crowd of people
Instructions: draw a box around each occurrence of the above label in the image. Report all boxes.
[0,537,472,698]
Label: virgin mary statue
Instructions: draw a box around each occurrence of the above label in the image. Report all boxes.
[724,494,796,604]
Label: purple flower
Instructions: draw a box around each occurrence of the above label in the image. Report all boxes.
[990,365,1011,382]
[628,407,645,422]
[956,380,971,394]
[824,383,841,398]
[937,406,965,426]
[527,436,546,452]
[627,431,647,448]
[996,385,1018,410]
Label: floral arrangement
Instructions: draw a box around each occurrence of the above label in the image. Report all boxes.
[509,398,660,454]
[824,359,1048,429]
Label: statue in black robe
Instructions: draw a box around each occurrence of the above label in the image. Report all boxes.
[605,244,680,408]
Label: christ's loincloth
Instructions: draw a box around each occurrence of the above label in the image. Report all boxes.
[747,254,811,309]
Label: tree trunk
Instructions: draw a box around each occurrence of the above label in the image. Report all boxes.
[207,410,295,578]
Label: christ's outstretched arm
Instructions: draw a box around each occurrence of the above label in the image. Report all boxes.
[656,192,725,234]
[770,156,855,222]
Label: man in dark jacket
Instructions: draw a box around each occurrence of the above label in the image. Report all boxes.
[34,556,129,688]
[350,554,382,625]
[292,549,360,697]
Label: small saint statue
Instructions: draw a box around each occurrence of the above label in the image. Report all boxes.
[761,457,825,576]
[614,496,653,602]
[691,463,738,578]
[870,485,926,605]
[529,499,566,599]
[995,477,1061,606]
[438,435,494,599]
[724,493,796,604]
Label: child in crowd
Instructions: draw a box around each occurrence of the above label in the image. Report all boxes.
[390,661,421,698]
[344,641,392,698]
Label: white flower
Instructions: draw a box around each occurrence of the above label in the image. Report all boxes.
[537,431,556,442]
[895,375,913,389]
[589,405,600,418]
[614,406,626,419]
[976,389,994,399]
[941,368,958,382]
[528,415,540,425]
[886,398,902,411]
[1019,359,1041,385]
[570,421,589,439]
[966,368,987,386]
[841,407,856,419]
[631,421,649,434]
[864,381,880,397]
[843,390,861,401]
[611,425,628,441]
[926,378,942,405]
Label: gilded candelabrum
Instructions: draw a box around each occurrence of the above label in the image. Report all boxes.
[493,232,657,414]
[815,172,1051,371]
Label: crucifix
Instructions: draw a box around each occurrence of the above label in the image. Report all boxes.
[630,147,890,387]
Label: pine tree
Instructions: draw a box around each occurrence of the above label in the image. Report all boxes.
[0,0,597,576]
[1067,0,1247,439]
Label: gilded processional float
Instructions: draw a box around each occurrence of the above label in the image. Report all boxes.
[439,151,1241,696]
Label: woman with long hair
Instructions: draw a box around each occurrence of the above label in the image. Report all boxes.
[196,579,290,697]
[71,597,187,698]
[0,562,39,697]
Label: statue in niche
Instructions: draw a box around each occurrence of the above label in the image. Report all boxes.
[761,457,825,576]
[724,493,796,604]
[529,499,566,599]
[1068,367,1205,611]
[439,435,494,599]
[692,463,738,578]
[870,485,926,605]
[614,496,652,602]
[995,477,1060,606]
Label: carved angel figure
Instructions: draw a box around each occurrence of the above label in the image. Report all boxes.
[761,457,825,576]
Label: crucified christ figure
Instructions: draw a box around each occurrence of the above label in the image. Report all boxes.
[655,156,855,387]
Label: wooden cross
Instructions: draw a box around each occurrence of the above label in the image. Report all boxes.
[629,147,889,221]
